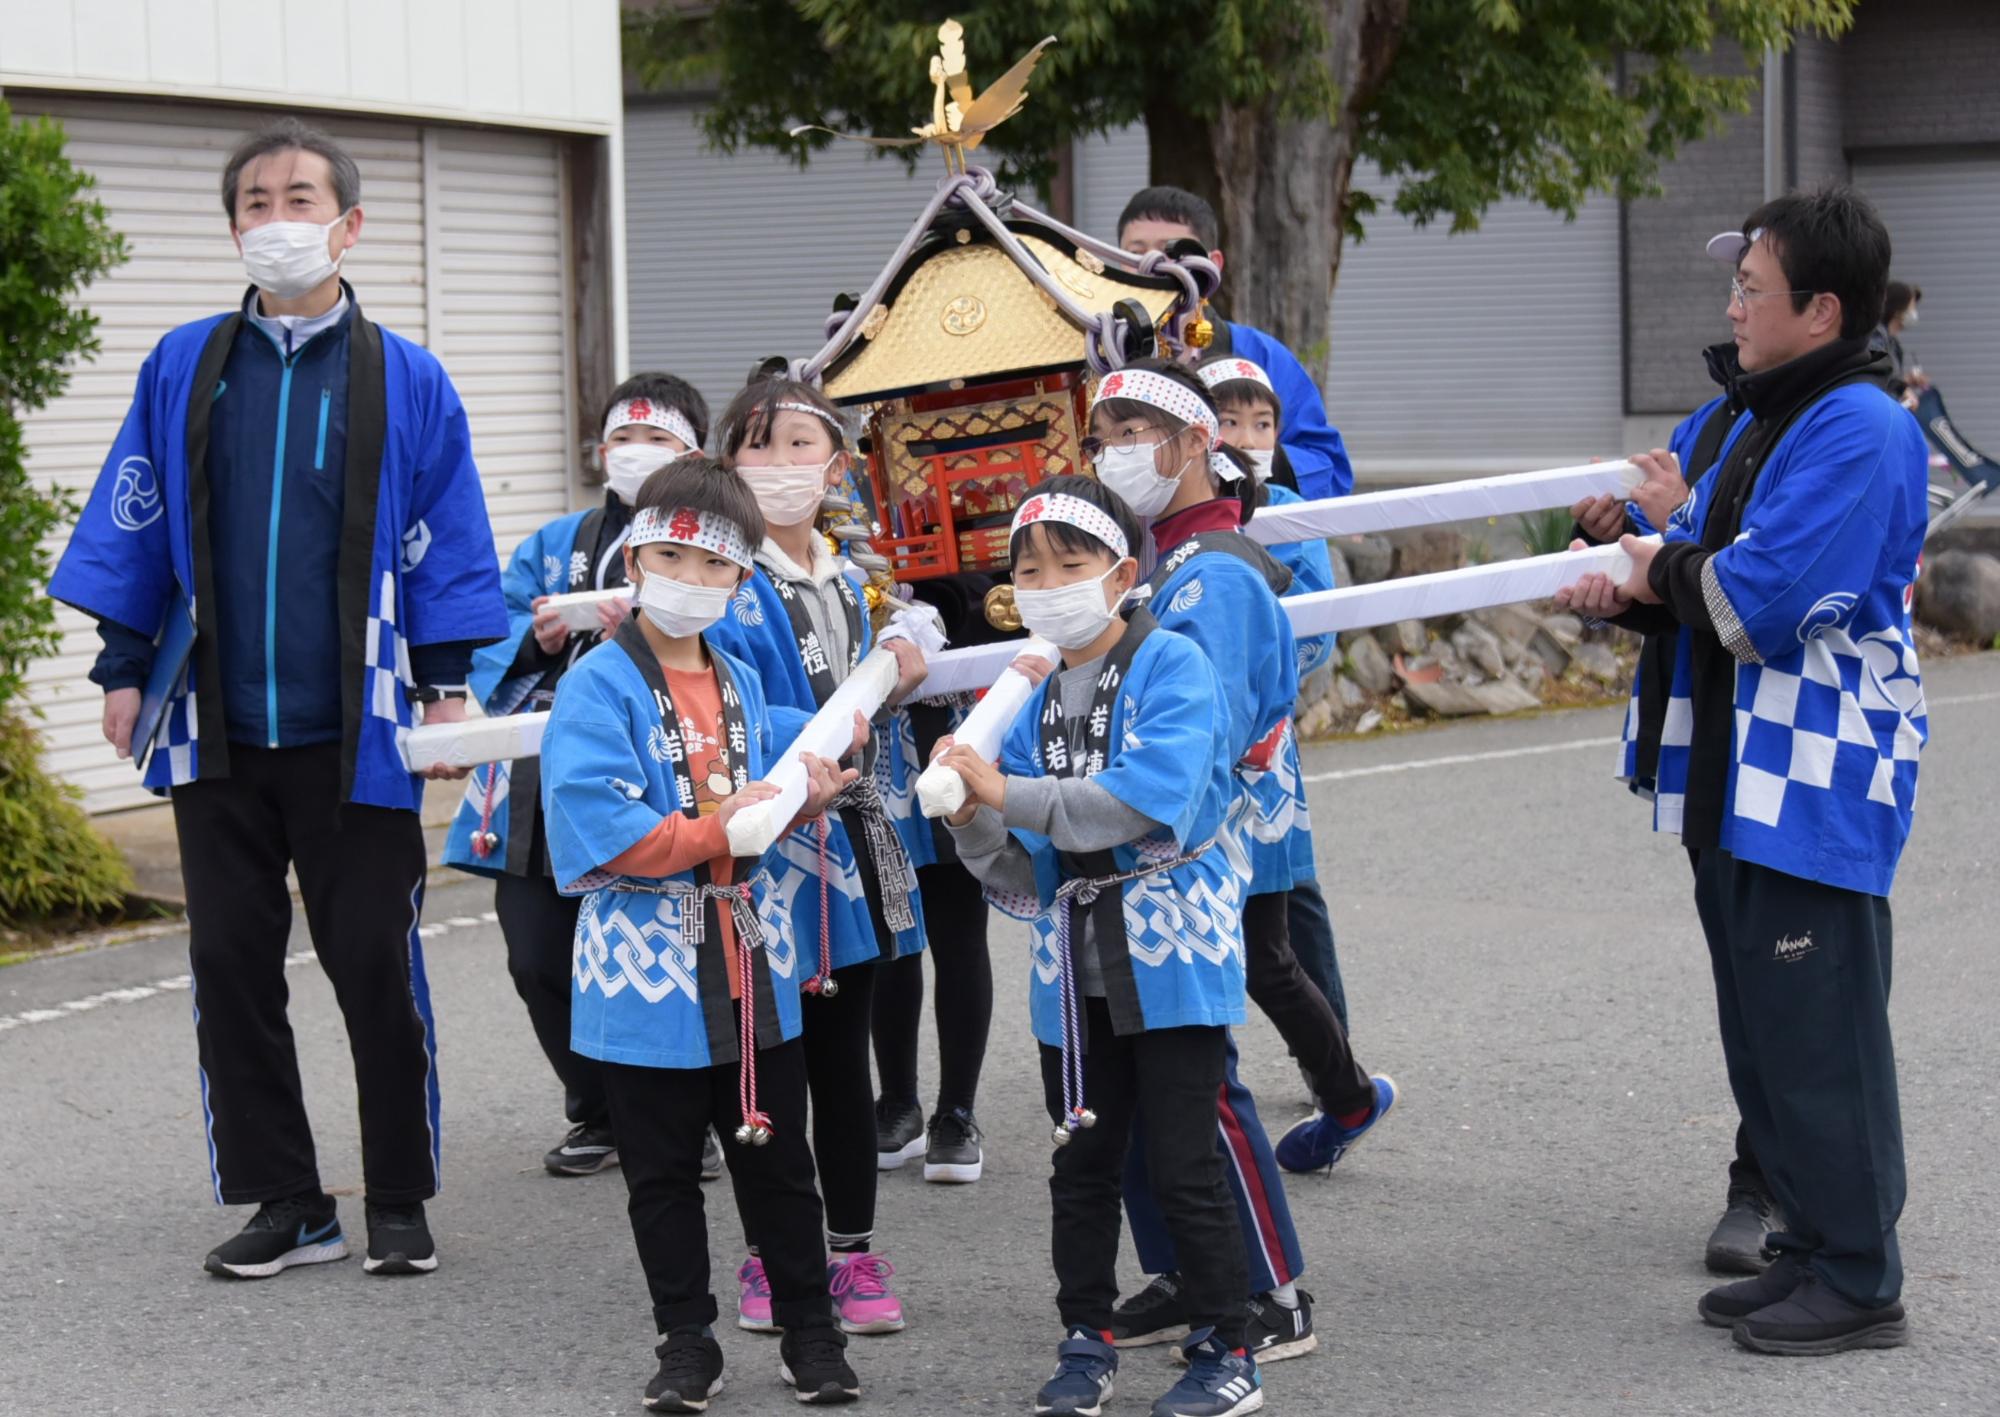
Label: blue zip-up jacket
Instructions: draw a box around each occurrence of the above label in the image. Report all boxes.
[1225,322,1354,500]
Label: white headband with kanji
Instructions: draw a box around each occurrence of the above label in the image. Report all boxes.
[1197,358,1275,395]
[629,504,754,570]
[1010,491,1130,561]
[1092,369,1244,484]
[604,397,699,452]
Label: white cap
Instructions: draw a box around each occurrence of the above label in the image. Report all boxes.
[1705,227,1762,264]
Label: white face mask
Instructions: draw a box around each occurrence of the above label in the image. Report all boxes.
[635,570,733,638]
[741,457,833,526]
[1903,307,1919,327]
[239,211,350,300]
[1243,449,1276,484]
[1014,563,1128,651]
[604,444,684,504]
[1093,441,1184,518]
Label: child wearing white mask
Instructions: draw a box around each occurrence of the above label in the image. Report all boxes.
[539,455,870,1410]
[706,377,931,1339]
[443,373,713,1182]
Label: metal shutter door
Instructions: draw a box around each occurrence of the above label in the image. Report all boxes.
[426,128,576,553]
[1853,151,2000,451]
[623,102,946,418]
[1072,124,1150,244]
[13,97,424,811]
[1325,161,1624,478]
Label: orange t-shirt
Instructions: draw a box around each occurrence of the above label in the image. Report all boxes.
[603,662,744,995]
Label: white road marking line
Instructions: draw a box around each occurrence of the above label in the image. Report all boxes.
[1,904,496,1036]
[1301,688,1999,786]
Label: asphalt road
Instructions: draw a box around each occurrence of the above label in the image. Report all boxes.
[4,654,1997,1417]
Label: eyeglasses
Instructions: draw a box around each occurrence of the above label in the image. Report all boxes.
[1730,277,1815,310]
[1079,429,1167,461]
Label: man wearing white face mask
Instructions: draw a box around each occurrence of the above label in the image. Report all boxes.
[446,373,712,1181]
[51,118,508,1281]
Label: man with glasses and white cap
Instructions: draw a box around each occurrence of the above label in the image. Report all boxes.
[1558,185,1928,1356]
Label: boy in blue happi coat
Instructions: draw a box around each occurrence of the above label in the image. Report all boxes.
[1559,187,1927,1358]
[708,378,933,1335]
[48,120,506,1281]
[935,476,1264,1417]
[541,457,868,1408]
[444,372,710,1180]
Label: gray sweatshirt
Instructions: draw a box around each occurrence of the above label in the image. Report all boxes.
[947,652,1161,995]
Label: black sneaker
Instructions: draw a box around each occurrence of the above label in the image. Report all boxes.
[1698,1249,1807,1327]
[646,1326,726,1412]
[875,1096,925,1171]
[362,1200,438,1276]
[545,1121,619,1176]
[922,1107,984,1184]
[1242,1289,1317,1363]
[1108,1273,1189,1348]
[1705,1185,1779,1274]
[203,1191,346,1279]
[779,1319,860,1404]
[1731,1271,1909,1355]
[701,1127,725,1183]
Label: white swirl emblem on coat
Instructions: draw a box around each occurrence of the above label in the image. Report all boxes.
[646,725,673,763]
[111,456,163,532]
[401,519,433,571]
[1167,579,1204,614]
[1796,591,1858,643]
[731,587,766,626]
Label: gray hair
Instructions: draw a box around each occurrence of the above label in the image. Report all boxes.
[220,117,361,218]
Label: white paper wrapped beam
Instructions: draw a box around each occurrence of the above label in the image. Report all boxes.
[542,587,632,631]
[913,635,1059,819]
[723,647,904,857]
[404,710,549,773]
[1246,461,1641,547]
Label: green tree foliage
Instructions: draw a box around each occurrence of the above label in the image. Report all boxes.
[626,1,1856,379]
[0,102,133,928]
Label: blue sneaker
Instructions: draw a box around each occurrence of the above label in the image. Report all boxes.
[1152,1329,1262,1417]
[1035,1327,1117,1416]
[1274,1074,1398,1174]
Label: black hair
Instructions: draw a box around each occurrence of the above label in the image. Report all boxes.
[1195,354,1284,424]
[1117,185,1219,250]
[1089,357,1258,524]
[599,372,711,448]
[221,117,361,218]
[1739,185,1892,341]
[717,376,852,461]
[1008,474,1143,565]
[631,454,766,551]
[1883,280,1922,325]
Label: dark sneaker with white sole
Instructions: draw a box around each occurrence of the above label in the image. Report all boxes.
[203,1191,346,1279]
[1152,1328,1262,1417]
[1731,1272,1909,1355]
[362,1200,438,1275]
[1705,1185,1779,1274]
[1698,1249,1807,1327]
[701,1126,725,1182]
[1034,1327,1118,1416]
[646,1326,726,1411]
[875,1096,925,1170]
[778,1320,860,1404]
[1109,1273,1190,1348]
[1241,1290,1317,1363]
[544,1121,619,1176]
[922,1107,984,1184]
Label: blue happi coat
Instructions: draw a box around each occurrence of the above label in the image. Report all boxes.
[703,567,928,969]
[989,627,1246,1045]
[1617,384,1929,896]
[543,638,802,1070]
[1225,322,1354,499]
[47,296,506,810]
[1264,483,1337,678]
[444,507,609,876]
[1149,535,1309,895]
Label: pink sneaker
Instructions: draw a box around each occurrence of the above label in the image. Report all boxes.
[828,1252,906,1334]
[736,1255,777,1332]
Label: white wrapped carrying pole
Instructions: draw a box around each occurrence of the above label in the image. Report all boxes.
[405,710,550,774]
[541,586,632,631]
[723,646,904,857]
[913,635,1060,820]
[1245,461,1640,547]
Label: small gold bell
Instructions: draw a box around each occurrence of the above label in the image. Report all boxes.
[863,581,886,612]
[984,583,1022,632]
[1185,317,1214,350]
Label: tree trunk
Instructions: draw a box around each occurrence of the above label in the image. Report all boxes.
[1186,0,1408,386]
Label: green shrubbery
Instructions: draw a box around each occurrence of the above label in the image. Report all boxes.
[1,101,134,931]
